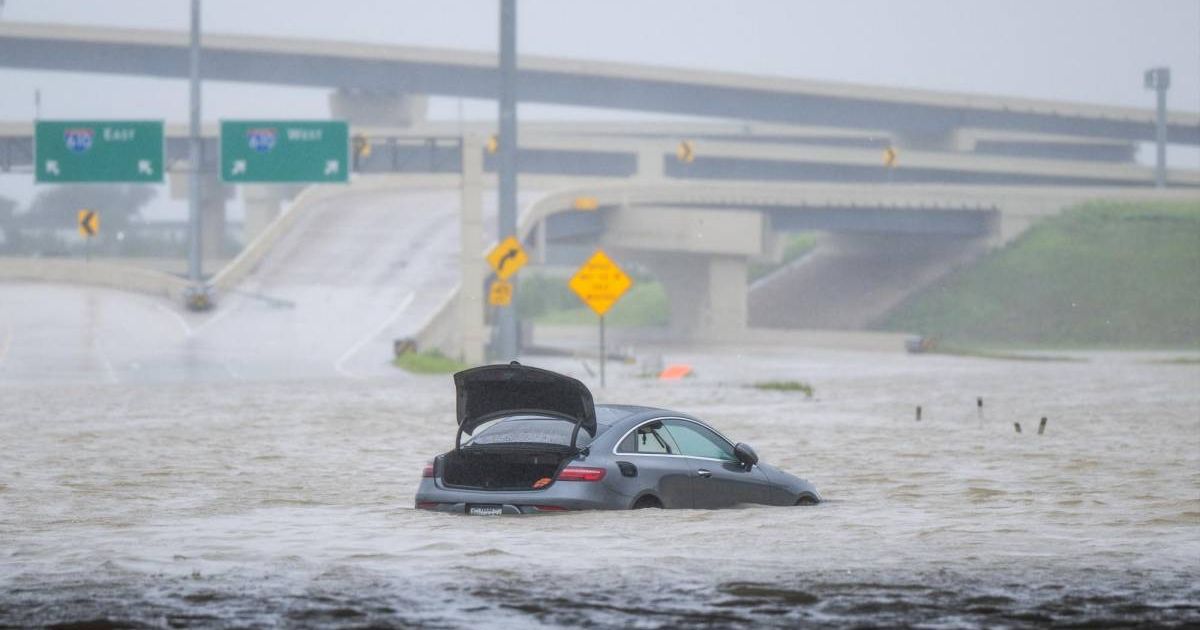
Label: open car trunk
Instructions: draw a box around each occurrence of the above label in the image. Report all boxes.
[441,445,573,491]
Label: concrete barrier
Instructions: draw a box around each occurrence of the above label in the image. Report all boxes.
[0,256,189,300]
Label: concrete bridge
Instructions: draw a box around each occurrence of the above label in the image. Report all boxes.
[1,21,1197,151]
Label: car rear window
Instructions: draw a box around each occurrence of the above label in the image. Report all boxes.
[468,415,603,447]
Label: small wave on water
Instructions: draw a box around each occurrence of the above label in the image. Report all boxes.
[3,568,1197,628]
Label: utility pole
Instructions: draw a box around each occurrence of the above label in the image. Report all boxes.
[495,0,519,359]
[185,0,208,308]
[1143,67,1170,188]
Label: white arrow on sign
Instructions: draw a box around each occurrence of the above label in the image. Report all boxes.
[231,159,247,176]
[324,159,340,176]
[137,160,153,175]
[45,160,60,176]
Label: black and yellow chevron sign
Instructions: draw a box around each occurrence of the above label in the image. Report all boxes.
[883,146,898,168]
[77,209,99,238]
[676,140,695,164]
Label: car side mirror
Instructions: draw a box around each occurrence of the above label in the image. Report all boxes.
[734,443,758,469]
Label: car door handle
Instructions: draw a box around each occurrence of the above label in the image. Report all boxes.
[696,469,712,478]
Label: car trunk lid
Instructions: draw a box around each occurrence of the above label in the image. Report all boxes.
[453,363,596,447]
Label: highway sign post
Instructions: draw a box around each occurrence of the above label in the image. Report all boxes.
[220,120,349,183]
[35,120,164,183]
[77,209,98,261]
[487,235,528,281]
[568,249,633,387]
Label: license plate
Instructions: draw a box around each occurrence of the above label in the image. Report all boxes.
[469,505,503,516]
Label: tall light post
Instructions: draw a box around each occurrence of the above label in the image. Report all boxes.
[185,0,209,308]
[1143,67,1170,189]
[495,0,519,359]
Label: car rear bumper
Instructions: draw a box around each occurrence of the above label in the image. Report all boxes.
[414,478,628,513]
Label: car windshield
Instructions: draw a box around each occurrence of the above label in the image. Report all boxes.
[467,415,602,447]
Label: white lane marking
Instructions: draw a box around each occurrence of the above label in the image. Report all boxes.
[153,302,195,338]
[334,292,415,379]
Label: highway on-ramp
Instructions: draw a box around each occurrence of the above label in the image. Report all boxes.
[0,188,469,385]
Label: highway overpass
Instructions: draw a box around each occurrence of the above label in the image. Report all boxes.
[1,21,1197,148]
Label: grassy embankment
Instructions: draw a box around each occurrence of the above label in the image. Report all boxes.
[879,201,1200,349]
[520,233,817,327]
[393,350,468,374]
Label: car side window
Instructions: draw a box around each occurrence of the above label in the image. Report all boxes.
[663,419,736,461]
[617,422,676,454]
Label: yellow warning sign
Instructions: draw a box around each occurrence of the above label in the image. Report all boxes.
[676,140,695,164]
[572,196,599,211]
[489,278,513,307]
[487,235,528,281]
[77,209,98,237]
[568,249,633,317]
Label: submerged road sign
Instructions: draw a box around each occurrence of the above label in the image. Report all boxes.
[487,235,528,281]
[77,209,98,237]
[221,120,349,183]
[36,120,164,183]
[569,249,633,316]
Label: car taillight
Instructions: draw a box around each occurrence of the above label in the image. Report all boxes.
[416,502,439,510]
[557,466,606,482]
[421,461,435,478]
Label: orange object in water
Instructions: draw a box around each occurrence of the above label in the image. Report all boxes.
[532,477,553,489]
[659,364,693,381]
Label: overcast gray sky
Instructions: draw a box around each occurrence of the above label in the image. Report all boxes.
[1,1,1197,214]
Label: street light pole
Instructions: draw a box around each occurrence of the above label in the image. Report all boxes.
[495,0,519,360]
[1143,66,1170,189]
[186,0,206,304]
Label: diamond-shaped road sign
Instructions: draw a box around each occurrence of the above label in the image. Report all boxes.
[569,249,633,316]
[487,235,528,281]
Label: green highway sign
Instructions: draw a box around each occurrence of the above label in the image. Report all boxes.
[35,120,164,183]
[220,120,349,183]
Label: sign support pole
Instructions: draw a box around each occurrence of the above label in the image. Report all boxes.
[495,0,519,360]
[186,0,204,292]
[599,314,606,389]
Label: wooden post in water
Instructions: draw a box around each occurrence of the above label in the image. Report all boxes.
[1038,417,1048,435]
[1013,422,1022,434]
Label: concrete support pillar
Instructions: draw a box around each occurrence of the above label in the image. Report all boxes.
[644,253,748,340]
[329,88,428,127]
[242,185,283,244]
[636,145,664,180]
[459,136,486,366]
[707,255,748,335]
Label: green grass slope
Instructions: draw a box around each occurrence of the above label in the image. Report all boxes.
[878,201,1200,349]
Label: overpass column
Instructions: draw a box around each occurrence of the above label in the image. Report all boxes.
[328,88,428,127]
[705,255,748,337]
[242,185,286,243]
[648,253,748,340]
[636,145,664,180]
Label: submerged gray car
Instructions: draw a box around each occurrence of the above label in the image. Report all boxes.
[415,363,821,515]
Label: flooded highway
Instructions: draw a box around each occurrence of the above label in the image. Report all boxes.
[2,323,1197,627]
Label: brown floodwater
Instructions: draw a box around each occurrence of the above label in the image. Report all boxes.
[2,348,1198,627]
